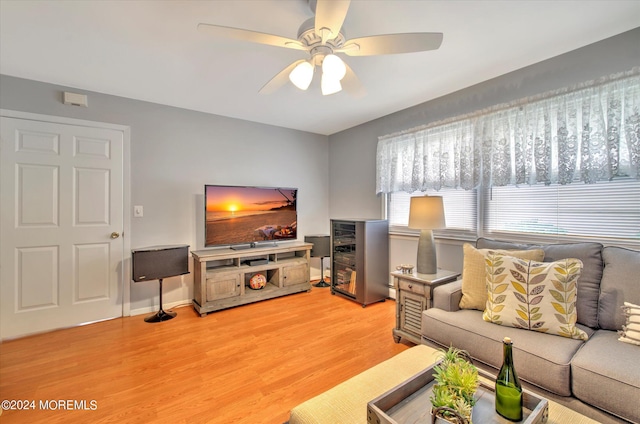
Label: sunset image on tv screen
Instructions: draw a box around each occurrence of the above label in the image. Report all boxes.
[205,186,297,247]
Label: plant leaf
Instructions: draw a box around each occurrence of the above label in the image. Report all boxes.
[529,295,544,305]
[530,285,545,295]
[493,274,507,284]
[552,280,565,292]
[514,262,528,274]
[494,284,509,294]
[549,290,565,303]
[530,274,548,285]
[554,266,568,275]
[529,266,545,275]
[514,292,527,303]
[512,281,526,294]
[552,302,567,314]
[510,270,526,285]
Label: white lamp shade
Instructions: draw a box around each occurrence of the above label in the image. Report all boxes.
[289,61,314,90]
[321,74,342,95]
[322,54,346,81]
[408,196,446,229]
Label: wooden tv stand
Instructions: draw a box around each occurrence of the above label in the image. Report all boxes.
[191,242,312,316]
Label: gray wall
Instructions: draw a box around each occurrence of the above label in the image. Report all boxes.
[328,27,640,277]
[1,27,638,311]
[0,76,329,313]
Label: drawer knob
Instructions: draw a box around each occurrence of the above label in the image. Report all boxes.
[408,284,413,289]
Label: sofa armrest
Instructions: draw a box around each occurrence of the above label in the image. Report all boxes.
[432,280,462,312]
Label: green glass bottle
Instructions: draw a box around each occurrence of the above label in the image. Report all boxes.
[495,337,523,421]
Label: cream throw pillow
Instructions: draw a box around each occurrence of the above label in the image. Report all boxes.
[483,253,588,340]
[459,244,545,310]
[619,302,640,346]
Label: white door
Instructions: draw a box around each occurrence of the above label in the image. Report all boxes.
[1,116,125,339]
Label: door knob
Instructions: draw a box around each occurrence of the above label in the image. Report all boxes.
[110,232,120,239]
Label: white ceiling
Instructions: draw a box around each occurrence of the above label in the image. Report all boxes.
[1,1,639,136]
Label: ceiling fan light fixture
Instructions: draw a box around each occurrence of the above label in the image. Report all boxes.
[322,54,346,81]
[321,74,342,96]
[289,61,314,90]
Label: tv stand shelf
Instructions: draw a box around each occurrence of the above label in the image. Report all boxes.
[191,242,312,316]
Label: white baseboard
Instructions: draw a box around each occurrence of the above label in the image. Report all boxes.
[388,287,396,300]
[129,299,193,317]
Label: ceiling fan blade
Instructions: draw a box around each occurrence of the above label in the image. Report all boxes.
[314,0,351,44]
[259,60,308,95]
[341,62,365,98]
[338,32,443,56]
[198,23,306,51]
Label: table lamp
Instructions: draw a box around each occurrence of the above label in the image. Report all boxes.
[408,195,446,274]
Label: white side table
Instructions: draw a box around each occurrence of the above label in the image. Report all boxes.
[392,269,460,344]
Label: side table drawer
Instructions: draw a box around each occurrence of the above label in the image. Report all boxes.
[398,279,426,296]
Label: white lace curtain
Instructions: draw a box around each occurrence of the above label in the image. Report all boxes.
[376,69,640,194]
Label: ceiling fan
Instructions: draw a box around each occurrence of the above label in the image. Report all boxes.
[198,0,443,96]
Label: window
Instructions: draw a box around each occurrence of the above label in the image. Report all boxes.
[380,69,640,247]
[388,189,477,238]
[484,179,640,242]
[387,179,640,246]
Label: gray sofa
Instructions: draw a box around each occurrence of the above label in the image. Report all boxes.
[421,238,640,423]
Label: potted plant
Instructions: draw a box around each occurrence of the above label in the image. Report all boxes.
[430,346,480,424]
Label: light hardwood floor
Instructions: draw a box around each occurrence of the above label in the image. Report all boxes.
[0,286,411,424]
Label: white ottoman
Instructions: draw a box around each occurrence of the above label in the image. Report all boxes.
[289,344,440,424]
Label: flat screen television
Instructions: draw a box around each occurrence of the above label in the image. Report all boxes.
[204,185,297,248]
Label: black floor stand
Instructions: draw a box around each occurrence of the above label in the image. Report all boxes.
[314,257,331,287]
[145,278,177,323]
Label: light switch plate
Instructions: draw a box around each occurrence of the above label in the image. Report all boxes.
[134,205,143,217]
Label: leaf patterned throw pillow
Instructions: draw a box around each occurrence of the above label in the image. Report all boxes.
[482,253,588,340]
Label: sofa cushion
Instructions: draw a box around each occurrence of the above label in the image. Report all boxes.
[422,308,592,396]
[459,243,544,311]
[571,330,640,423]
[477,238,603,328]
[598,246,640,330]
[482,253,588,340]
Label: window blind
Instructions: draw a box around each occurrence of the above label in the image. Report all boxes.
[484,179,640,242]
[388,189,477,234]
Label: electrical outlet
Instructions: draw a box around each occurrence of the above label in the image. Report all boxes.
[134,205,143,217]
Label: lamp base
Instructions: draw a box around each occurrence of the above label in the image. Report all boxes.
[144,309,176,323]
[313,256,330,287]
[143,278,176,323]
[314,279,330,288]
[416,229,437,274]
